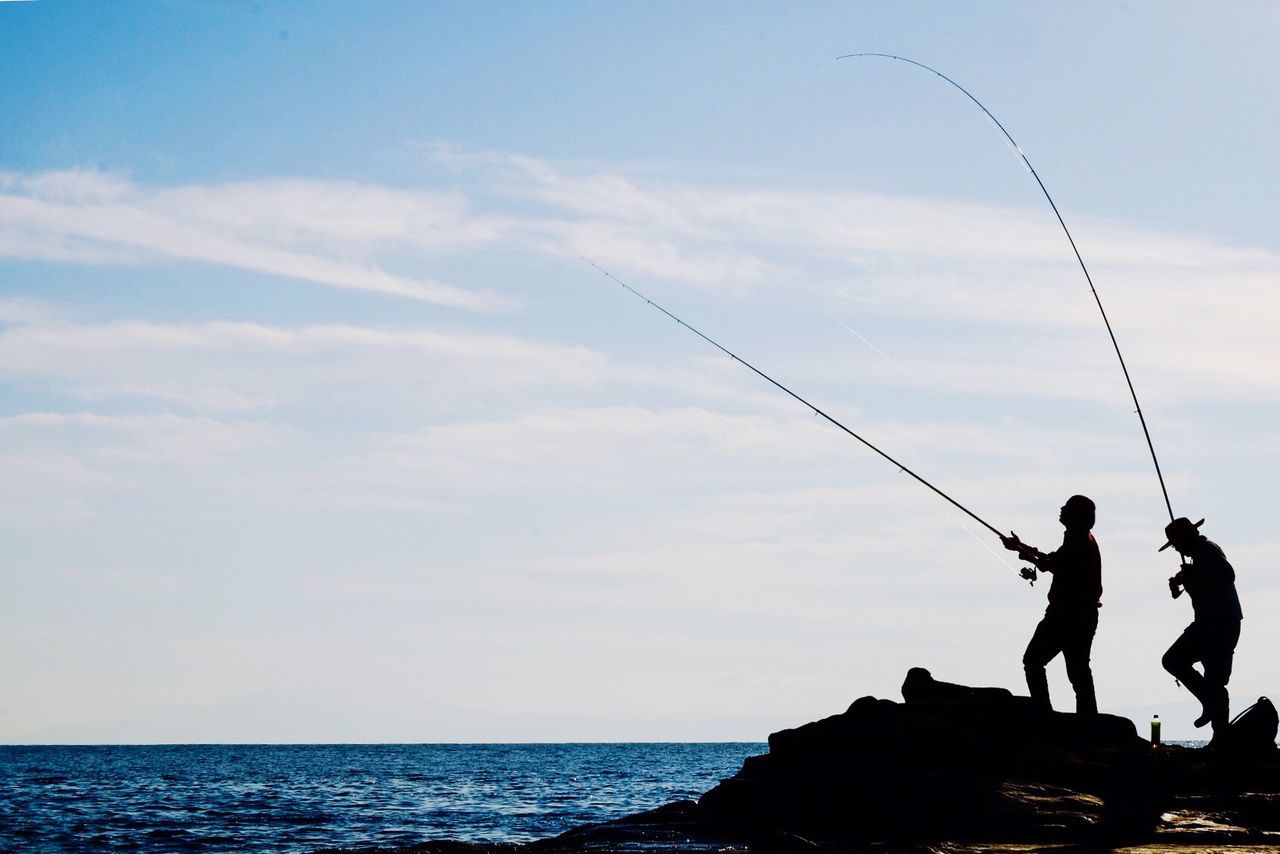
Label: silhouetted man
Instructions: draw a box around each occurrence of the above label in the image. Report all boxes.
[1001,495,1102,716]
[1160,517,1243,738]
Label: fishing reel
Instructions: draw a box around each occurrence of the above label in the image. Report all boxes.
[1019,565,1038,586]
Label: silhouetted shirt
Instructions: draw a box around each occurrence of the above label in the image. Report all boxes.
[1041,530,1102,613]
[1182,537,1243,624]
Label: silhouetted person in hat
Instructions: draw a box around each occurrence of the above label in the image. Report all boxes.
[1160,517,1243,737]
[1001,495,1102,716]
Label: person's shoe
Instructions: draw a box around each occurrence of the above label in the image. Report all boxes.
[1196,686,1230,729]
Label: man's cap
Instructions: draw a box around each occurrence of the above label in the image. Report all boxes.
[1159,516,1205,552]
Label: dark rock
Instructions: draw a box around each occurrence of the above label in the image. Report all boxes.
[386,669,1280,852]
[698,669,1155,846]
[901,665,1014,705]
[695,669,1280,849]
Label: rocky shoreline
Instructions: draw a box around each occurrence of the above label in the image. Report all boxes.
[324,669,1280,852]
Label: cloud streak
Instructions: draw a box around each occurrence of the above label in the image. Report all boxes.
[0,171,503,309]
[4,155,1278,372]
[0,315,612,412]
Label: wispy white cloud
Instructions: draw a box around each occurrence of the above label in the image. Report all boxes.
[0,296,60,325]
[0,170,503,308]
[0,315,611,412]
[0,411,292,527]
[0,411,288,467]
[424,146,1278,288]
[4,158,1277,378]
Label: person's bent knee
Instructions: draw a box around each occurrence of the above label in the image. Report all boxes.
[1161,647,1183,675]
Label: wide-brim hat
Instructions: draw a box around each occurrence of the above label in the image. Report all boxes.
[1158,516,1204,552]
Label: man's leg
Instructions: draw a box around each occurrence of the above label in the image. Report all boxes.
[1162,623,1214,726]
[1024,614,1064,712]
[1203,621,1242,733]
[1062,610,1099,717]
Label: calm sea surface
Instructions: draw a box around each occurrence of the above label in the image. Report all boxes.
[0,743,762,853]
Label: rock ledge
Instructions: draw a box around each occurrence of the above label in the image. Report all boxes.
[332,669,1280,852]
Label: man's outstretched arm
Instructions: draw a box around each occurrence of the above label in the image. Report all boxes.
[1001,532,1050,568]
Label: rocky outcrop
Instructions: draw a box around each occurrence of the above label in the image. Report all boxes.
[343,668,1280,852]
[694,668,1280,849]
[699,667,1157,846]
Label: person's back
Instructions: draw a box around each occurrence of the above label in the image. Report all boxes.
[1182,538,1242,624]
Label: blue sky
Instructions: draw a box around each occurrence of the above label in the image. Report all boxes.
[3,1,1279,743]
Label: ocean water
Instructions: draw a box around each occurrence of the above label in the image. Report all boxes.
[0,743,762,853]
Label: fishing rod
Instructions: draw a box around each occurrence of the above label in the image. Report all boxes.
[582,256,1006,541]
[837,52,1175,524]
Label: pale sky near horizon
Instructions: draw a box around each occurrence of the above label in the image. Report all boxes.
[3,1,1279,743]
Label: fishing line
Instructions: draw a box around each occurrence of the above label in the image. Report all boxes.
[838,52,1175,523]
[582,255,1005,540]
[821,307,1013,572]
[819,306,911,379]
[961,521,1016,572]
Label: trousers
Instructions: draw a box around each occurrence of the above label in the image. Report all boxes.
[1023,607,1099,715]
[1162,619,1241,729]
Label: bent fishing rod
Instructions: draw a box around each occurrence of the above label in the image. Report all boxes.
[837,52,1175,524]
[583,256,1006,542]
